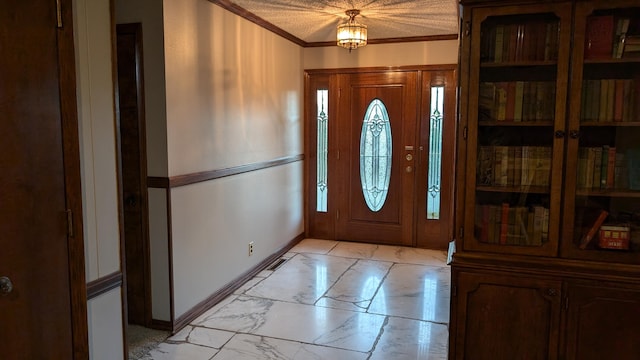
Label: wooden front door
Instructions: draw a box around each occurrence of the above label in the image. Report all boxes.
[336,72,418,246]
[0,0,86,357]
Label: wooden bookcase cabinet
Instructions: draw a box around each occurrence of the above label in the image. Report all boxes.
[451,0,640,359]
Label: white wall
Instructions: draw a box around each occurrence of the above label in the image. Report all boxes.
[162,0,304,319]
[163,0,303,175]
[304,40,459,69]
[73,0,124,358]
[87,289,125,359]
[115,0,168,177]
[148,188,171,321]
[171,162,303,316]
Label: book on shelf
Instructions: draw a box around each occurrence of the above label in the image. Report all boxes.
[514,81,524,122]
[494,146,509,186]
[585,15,614,60]
[477,146,494,185]
[613,17,631,59]
[592,147,602,190]
[579,209,609,249]
[622,35,640,58]
[580,79,635,123]
[477,145,552,188]
[614,152,628,189]
[476,203,548,246]
[481,20,559,63]
[628,148,640,190]
[605,146,616,189]
[577,146,622,190]
[479,81,554,122]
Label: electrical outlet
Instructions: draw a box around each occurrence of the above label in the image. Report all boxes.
[248,241,254,256]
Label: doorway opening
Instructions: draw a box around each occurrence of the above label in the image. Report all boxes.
[115,23,165,356]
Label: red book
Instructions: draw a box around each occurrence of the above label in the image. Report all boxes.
[500,203,509,245]
[579,210,609,249]
[585,15,614,59]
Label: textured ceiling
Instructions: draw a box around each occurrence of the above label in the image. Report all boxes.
[228,0,460,43]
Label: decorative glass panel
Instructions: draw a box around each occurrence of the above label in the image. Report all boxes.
[427,87,444,220]
[360,99,392,212]
[316,90,328,212]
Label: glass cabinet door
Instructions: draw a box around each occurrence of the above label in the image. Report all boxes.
[464,3,572,255]
[562,1,640,264]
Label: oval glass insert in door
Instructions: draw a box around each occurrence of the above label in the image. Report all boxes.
[360,98,392,212]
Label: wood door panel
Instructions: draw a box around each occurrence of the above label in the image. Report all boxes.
[347,85,404,224]
[455,272,561,360]
[0,0,74,357]
[565,284,640,360]
[336,72,418,246]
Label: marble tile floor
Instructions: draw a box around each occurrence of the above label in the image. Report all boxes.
[140,239,450,360]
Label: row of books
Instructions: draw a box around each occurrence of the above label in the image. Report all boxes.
[477,146,551,188]
[585,15,639,60]
[580,79,637,122]
[475,203,549,246]
[479,81,556,122]
[577,147,640,191]
[481,21,559,63]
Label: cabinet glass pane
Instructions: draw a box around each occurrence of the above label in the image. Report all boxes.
[473,13,560,248]
[572,7,640,255]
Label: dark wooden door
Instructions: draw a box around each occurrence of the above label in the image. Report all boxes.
[452,271,561,360]
[336,72,418,246]
[564,283,640,360]
[116,23,150,326]
[0,0,85,357]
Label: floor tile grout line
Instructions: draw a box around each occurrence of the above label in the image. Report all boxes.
[312,257,362,306]
[366,315,390,360]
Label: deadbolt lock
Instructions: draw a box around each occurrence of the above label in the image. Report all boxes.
[0,276,13,296]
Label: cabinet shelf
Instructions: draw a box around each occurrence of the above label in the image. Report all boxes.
[479,121,554,127]
[579,121,640,127]
[583,58,640,65]
[481,61,558,68]
[576,189,640,198]
[476,185,550,194]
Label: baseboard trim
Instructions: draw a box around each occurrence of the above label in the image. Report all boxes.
[172,233,305,332]
[148,319,173,331]
[87,271,123,300]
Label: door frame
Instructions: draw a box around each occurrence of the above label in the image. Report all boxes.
[115,22,152,328]
[59,0,90,357]
[304,65,457,249]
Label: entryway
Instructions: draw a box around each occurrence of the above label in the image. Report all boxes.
[305,67,457,249]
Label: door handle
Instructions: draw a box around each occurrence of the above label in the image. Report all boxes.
[0,276,13,296]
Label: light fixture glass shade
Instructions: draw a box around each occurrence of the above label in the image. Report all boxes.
[337,10,367,51]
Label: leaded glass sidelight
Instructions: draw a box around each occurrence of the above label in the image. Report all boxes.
[427,86,444,219]
[360,99,392,212]
[316,90,328,212]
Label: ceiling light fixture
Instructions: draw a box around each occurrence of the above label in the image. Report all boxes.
[337,9,367,52]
